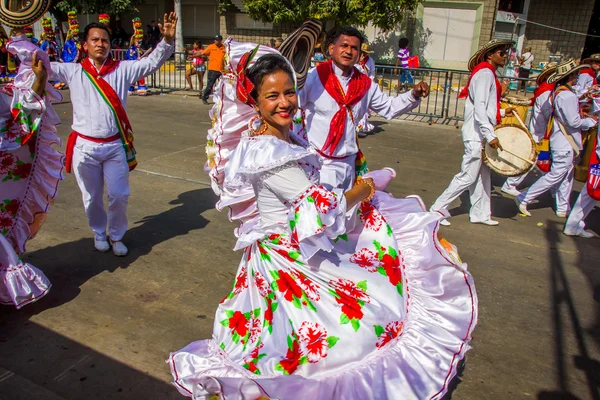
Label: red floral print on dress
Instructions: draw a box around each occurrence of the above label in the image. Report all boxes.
[374,321,404,349]
[12,162,32,179]
[291,270,320,301]
[359,201,384,231]
[349,248,379,272]
[298,321,331,363]
[308,186,338,214]
[270,269,318,311]
[0,211,14,234]
[381,254,402,286]
[275,270,303,302]
[228,310,249,337]
[330,279,370,331]
[0,153,17,174]
[4,199,19,216]
[254,270,272,298]
[248,317,262,344]
[243,341,267,375]
[221,266,249,302]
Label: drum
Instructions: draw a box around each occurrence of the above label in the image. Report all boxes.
[575,126,598,182]
[501,95,529,126]
[483,124,537,176]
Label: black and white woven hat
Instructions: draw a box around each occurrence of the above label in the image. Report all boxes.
[278,19,324,90]
[0,0,52,28]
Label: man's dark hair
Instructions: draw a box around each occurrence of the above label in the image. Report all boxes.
[83,22,112,42]
[329,26,364,47]
[247,54,294,100]
[398,38,409,49]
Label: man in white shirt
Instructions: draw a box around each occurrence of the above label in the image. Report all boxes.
[356,42,376,138]
[51,14,177,256]
[431,39,514,226]
[300,26,430,191]
[518,47,534,91]
[515,60,598,217]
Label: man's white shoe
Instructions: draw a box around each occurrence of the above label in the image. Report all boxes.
[501,187,521,197]
[514,198,531,216]
[556,211,568,218]
[94,238,110,252]
[439,219,451,226]
[472,219,499,226]
[564,230,597,238]
[110,240,128,257]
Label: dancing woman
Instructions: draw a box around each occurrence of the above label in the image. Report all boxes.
[169,46,477,399]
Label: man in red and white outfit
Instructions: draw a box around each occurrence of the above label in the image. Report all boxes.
[430,39,513,226]
[50,14,177,256]
[300,26,429,191]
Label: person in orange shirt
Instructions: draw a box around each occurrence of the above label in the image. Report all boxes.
[201,34,225,104]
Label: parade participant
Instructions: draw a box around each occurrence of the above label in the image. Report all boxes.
[201,34,225,105]
[39,17,59,62]
[169,48,476,400]
[431,39,514,226]
[515,60,598,217]
[184,40,206,93]
[356,42,376,138]
[501,62,558,197]
[49,14,177,256]
[563,125,600,238]
[301,26,429,191]
[61,11,81,64]
[125,17,149,96]
[24,26,38,45]
[0,26,65,308]
[575,53,599,98]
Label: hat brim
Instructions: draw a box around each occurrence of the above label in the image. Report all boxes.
[536,67,558,84]
[582,57,600,64]
[0,0,51,28]
[278,19,323,90]
[362,49,374,54]
[547,64,590,84]
[467,40,514,71]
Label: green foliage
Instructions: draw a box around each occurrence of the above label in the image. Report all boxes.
[222,0,423,31]
[54,0,145,15]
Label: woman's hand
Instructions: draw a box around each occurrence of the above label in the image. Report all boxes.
[31,52,48,96]
[363,168,396,191]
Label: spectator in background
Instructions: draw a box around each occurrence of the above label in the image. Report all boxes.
[395,37,413,89]
[148,20,161,49]
[274,38,283,50]
[185,40,206,95]
[519,47,534,91]
[201,34,225,105]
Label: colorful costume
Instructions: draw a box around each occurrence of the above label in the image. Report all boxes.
[61,11,81,64]
[39,18,59,62]
[0,34,64,308]
[0,26,8,82]
[49,38,173,252]
[125,17,148,96]
[168,39,477,400]
[24,26,38,45]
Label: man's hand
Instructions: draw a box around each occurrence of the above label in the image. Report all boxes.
[411,81,430,98]
[489,138,503,151]
[504,107,514,116]
[32,52,47,84]
[159,12,178,45]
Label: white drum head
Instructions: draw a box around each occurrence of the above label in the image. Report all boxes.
[483,125,536,176]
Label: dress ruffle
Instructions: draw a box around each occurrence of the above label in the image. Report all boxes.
[0,234,51,309]
[168,193,477,400]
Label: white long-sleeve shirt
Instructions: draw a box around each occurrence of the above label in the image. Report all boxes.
[529,91,553,143]
[462,68,504,143]
[301,63,419,158]
[356,57,376,79]
[50,40,174,138]
[574,71,597,98]
[550,88,597,152]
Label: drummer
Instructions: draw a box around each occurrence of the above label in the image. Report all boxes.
[501,62,558,197]
[431,39,514,226]
[515,60,598,217]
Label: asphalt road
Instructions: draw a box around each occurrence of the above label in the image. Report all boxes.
[0,91,598,400]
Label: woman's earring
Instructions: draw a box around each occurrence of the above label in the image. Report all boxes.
[249,115,268,136]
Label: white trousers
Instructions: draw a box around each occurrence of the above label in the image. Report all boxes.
[502,168,557,195]
[72,138,130,242]
[564,188,598,235]
[517,150,574,214]
[319,154,356,191]
[431,141,492,222]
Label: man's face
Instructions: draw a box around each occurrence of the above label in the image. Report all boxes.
[328,34,361,70]
[488,47,507,67]
[591,61,600,71]
[215,39,222,46]
[83,28,110,61]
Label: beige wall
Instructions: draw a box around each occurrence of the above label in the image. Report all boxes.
[523,0,595,63]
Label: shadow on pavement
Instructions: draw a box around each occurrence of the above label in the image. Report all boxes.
[0,323,180,399]
[2,188,214,316]
[537,220,600,400]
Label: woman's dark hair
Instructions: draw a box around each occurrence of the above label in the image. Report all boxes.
[329,26,364,47]
[193,40,202,47]
[398,38,409,49]
[83,22,112,42]
[247,54,295,100]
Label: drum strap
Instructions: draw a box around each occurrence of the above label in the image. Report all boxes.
[548,85,581,156]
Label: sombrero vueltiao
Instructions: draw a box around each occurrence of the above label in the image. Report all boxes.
[547,59,590,84]
[582,53,600,64]
[467,39,514,71]
[536,62,558,84]
[0,0,52,28]
[278,19,323,90]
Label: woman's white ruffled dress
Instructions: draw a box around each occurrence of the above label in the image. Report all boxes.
[0,36,64,309]
[168,39,477,400]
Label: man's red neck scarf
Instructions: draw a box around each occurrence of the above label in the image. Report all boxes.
[459,61,502,125]
[580,68,599,85]
[316,59,371,156]
[81,56,120,78]
[531,82,555,106]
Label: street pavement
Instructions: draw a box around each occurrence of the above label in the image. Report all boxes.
[0,91,598,400]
